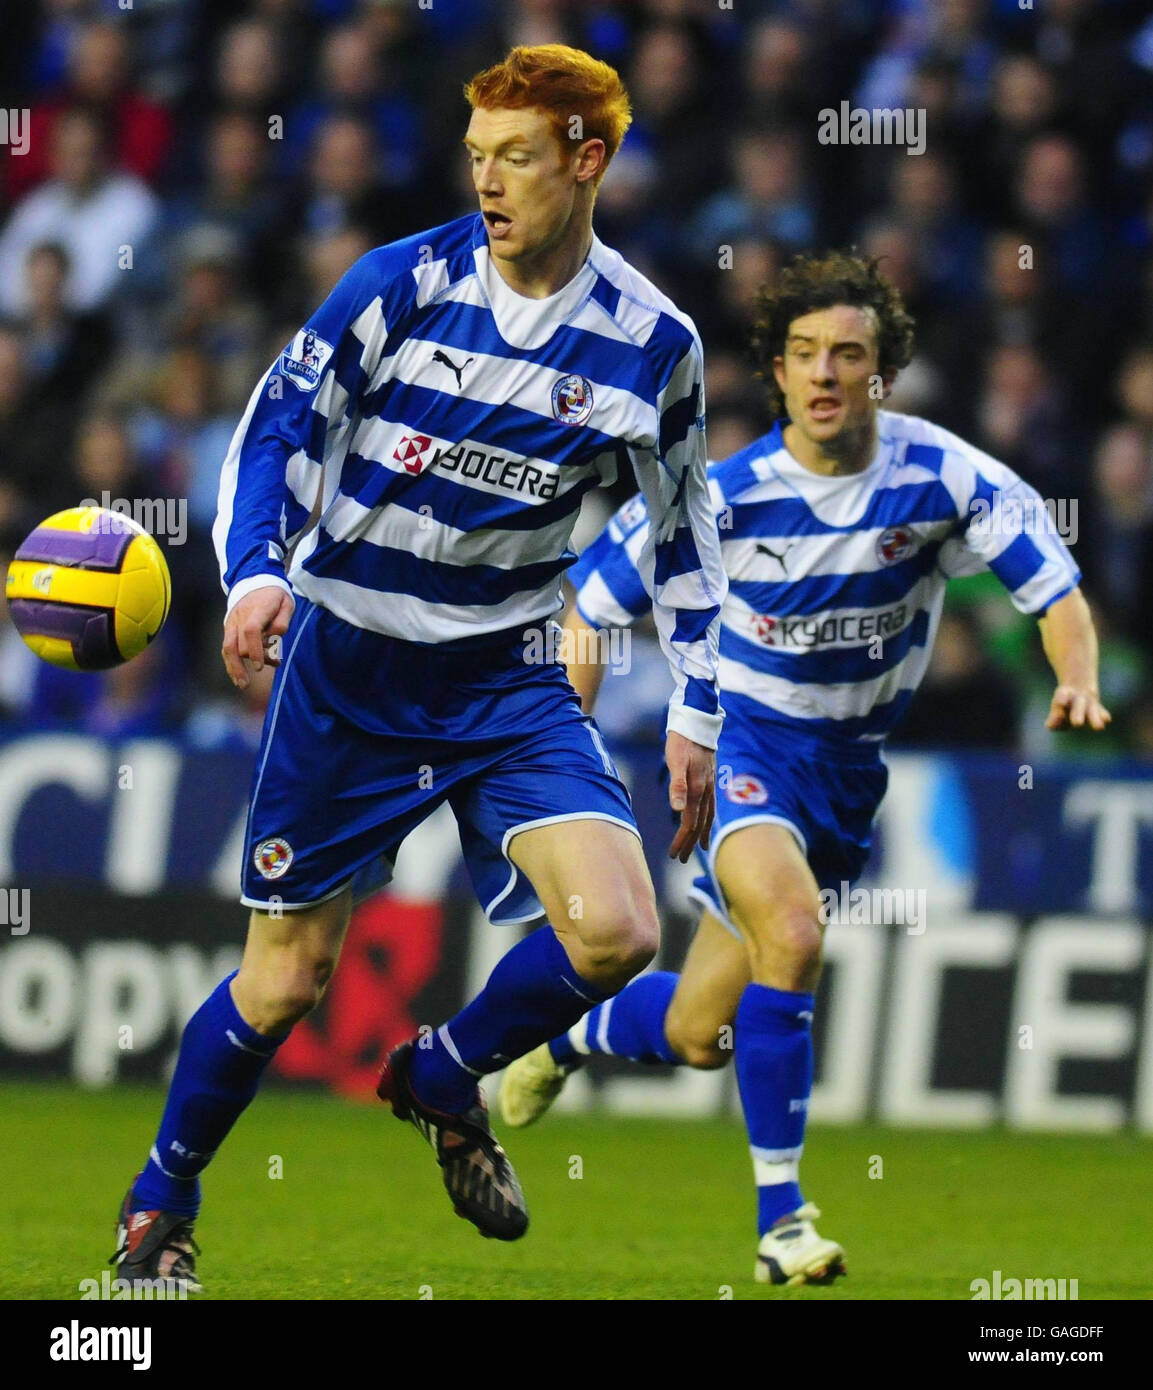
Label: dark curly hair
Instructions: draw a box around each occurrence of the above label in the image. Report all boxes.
[749,251,916,418]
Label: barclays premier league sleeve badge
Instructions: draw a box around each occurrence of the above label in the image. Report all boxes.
[281,327,335,392]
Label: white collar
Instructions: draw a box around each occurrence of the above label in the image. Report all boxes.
[473,235,601,349]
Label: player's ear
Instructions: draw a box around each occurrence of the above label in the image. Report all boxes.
[574,137,606,185]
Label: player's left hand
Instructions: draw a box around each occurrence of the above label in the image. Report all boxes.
[665,731,715,863]
[1045,685,1112,732]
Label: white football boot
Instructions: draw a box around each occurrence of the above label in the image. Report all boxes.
[754,1203,847,1285]
[498,1043,575,1128]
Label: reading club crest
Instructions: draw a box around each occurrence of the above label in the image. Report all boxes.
[875,525,917,566]
[726,774,769,805]
[551,373,594,425]
[254,837,294,880]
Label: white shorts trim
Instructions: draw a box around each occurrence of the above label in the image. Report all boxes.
[240,877,352,913]
[486,811,642,927]
[694,813,809,939]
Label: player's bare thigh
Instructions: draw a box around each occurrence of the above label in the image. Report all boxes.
[663,910,750,1068]
[508,818,658,991]
[232,886,353,1035]
[714,823,824,992]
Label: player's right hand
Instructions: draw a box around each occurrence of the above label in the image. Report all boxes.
[222,585,295,689]
[665,730,716,863]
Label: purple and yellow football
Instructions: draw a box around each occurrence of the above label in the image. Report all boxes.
[5,506,172,671]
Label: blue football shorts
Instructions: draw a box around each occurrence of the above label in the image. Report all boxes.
[688,708,889,939]
[241,597,638,921]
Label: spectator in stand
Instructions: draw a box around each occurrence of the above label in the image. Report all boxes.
[158,230,266,417]
[162,113,282,260]
[5,20,173,201]
[741,17,819,126]
[0,323,76,519]
[280,21,420,192]
[855,0,999,117]
[888,149,985,303]
[856,219,948,423]
[892,608,1022,751]
[1080,422,1153,660]
[697,237,783,359]
[302,226,376,311]
[131,347,236,530]
[626,24,724,221]
[702,349,764,423]
[0,109,158,318]
[975,342,1081,499]
[975,55,1060,223]
[688,126,815,264]
[213,19,286,118]
[1013,133,1118,297]
[69,406,153,516]
[705,406,764,463]
[587,134,660,270]
[922,229,1119,434]
[284,114,416,248]
[17,241,113,407]
[1116,344,1153,431]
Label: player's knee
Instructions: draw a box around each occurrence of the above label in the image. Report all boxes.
[237,950,337,1031]
[587,925,657,981]
[744,904,823,982]
[571,898,658,984]
[665,1009,731,1070]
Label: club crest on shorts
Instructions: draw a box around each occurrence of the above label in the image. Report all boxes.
[726,774,769,805]
[875,524,917,566]
[254,837,294,879]
[551,373,594,425]
[281,327,334,392]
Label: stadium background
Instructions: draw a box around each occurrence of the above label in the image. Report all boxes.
[0,0,1151,1302]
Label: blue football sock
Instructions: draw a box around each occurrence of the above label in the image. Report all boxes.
[410,925,612,1112]
[734,982,814,1236]
[131,972,286,1219]
[550,970,680,1066]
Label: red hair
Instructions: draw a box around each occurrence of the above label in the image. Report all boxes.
[464,44,632,184]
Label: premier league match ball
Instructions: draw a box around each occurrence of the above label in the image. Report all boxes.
[5,506,172,671]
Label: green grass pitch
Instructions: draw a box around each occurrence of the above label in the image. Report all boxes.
[2,1080,1149,1300]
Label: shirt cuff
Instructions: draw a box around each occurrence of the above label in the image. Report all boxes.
[224,573,294,619]
[666,702,724,750]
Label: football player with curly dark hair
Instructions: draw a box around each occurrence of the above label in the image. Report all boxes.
[504,249,1109,1286]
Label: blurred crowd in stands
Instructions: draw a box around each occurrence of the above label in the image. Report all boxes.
[0,0,1151,757]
